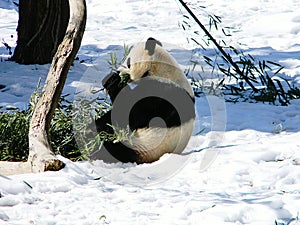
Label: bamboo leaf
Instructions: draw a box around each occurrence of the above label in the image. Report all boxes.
[274,66,284,75]
[266,60,282,67]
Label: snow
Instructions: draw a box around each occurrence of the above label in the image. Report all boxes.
[1,0,300,224]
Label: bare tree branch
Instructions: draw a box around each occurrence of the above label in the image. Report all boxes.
[178,0,258,92]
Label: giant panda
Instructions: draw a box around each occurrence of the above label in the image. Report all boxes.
[94,38,195,164]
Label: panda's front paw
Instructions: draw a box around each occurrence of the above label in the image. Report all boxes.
[102,71,131,103]
[102,71,122,103]
[102,71,120,90]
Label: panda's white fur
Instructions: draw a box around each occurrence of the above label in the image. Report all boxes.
[119,40,194,98]
[129,119,194,163]
[112,38,195,163]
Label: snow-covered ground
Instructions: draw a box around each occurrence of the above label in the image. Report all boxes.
[1,0,300,224]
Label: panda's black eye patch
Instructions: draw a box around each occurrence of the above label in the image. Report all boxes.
[127,57,131,68]
[142,70,150,78]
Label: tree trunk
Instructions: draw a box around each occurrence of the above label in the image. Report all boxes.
[11,0,70,64]
[28,0,86,173]
[0,0,87,175]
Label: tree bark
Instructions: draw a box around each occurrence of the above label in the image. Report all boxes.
[0,0,87,175]
[11,0,70,64]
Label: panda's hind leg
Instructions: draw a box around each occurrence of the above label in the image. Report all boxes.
[93,111,138,163]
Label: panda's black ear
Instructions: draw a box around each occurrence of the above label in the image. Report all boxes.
[145,37,162,56]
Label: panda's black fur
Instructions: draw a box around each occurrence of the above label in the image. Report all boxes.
[94,38,195,164]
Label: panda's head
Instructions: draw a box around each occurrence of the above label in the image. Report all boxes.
[118,38,194,97]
